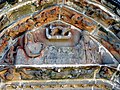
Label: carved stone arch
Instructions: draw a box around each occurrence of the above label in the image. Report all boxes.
[0,0,120,90]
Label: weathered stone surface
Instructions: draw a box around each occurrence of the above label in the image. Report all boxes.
[0,66,119,90]
[0,0,120,90]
